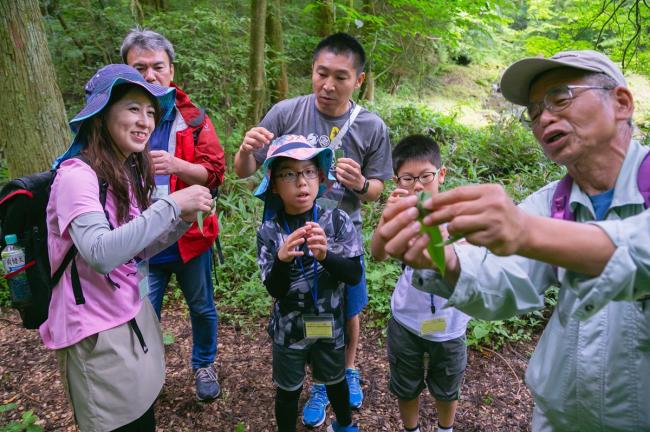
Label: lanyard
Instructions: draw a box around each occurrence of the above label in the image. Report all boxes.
[430,294,436,315]
[281,206,320,313]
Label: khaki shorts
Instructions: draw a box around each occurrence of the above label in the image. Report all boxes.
[56,300,165,432]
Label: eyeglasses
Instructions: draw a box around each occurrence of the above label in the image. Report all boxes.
[520,85,614,128]
[274,167,319,183]
[396,171,438,188]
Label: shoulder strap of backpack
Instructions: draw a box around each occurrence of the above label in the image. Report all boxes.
[50,156,110,304]
[551,175,575,221]
[189,108,206,145]
[553,150,650,220]
[636,151,650,209]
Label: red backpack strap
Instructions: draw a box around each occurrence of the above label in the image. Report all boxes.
[636,151,650,209]
[551,175,575,221]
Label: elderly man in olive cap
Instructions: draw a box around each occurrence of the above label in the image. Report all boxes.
[373,50,650,430]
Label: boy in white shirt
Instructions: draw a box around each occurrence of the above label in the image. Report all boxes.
[371,134,470,432]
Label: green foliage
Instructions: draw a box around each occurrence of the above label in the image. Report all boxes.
[146,6,250,150]
[466,287,558,349]
[0,405,43,432]
[0,404,17,414]
[364,258,401,328]
[212,172,269,321]
[0,261,11,308]
[332,0,515,92]
[515,0,650,76]
[44,1,252,153]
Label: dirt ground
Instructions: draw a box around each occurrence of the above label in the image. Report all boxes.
[0,302,535,431]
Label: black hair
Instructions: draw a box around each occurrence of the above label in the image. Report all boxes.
[392,134,442,174]
[270,156,319,179]
[80,83,158,223]
[312,32,366,74]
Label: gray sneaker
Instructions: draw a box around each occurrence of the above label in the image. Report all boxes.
[194,364,221,401]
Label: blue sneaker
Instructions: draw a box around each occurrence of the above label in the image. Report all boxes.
[346,368,363,409]
[302,383,329,427]
[327,421,360,432]
[194,364,221,401]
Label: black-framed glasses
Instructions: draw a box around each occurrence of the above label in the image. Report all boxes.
[274,167,319,183]
[520,85,614,128]
[396,171,438,187]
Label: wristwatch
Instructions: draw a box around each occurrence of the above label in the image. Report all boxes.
[353,178,369,195]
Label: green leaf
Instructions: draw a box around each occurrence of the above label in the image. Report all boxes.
[0,402,17,413]
[197,211,205,235]
[235,422,246,432]
[162,332,175,346]
[434,235,462,247]
[197,198,218,237]
[473,323,490,340]
[416,191,446,275]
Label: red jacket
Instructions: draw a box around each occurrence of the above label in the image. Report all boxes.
[171,84,226,263]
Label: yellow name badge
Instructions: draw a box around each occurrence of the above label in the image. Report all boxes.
[303,314,334,339]
[420,318,447,335]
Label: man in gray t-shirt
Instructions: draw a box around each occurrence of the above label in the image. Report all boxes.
[235,32,391,425]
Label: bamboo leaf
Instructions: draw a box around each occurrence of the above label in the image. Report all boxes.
[416,191,446,275]
[197,211,205,234]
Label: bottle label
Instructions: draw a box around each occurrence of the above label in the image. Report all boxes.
[3,253,26,272]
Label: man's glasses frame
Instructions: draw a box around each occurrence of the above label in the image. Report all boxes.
[396,170,439,188]
[520,85,614,129]
[273,167,320,183]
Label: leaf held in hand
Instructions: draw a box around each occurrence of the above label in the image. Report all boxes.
[197,211,205,234]
[197,198,218,236]
[434,235,462,247]
[416,191,446,275]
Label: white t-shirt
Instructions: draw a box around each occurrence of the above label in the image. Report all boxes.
[391,266,471,342]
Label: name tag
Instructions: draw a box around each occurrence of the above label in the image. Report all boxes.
[420,318,447,335]
[303,314,334,339]
[137,260,150,300]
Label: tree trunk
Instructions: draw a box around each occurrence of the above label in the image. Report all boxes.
[360,61,375,101]
[247,0,268,127]
[0,0,69,177]
[318,0,335,37]
[266,0,288,103]
[359,0,375,101]
[139,0,166,12]
[343,0,353,32]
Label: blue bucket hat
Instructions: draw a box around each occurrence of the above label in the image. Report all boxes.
[52,64,176,168]
[254,134,335,221]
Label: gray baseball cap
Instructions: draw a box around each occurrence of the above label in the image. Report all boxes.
[500,50,627,106]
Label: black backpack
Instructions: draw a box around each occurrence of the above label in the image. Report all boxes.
[0,157,107,329]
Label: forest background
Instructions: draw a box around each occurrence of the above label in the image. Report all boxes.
[1,0,650,429]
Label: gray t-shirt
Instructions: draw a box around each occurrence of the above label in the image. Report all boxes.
[254,94,392,232]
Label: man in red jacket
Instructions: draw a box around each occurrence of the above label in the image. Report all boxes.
[121,29,226,401]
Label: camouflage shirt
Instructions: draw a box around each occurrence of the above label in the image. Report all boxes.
[257,206,363,349]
